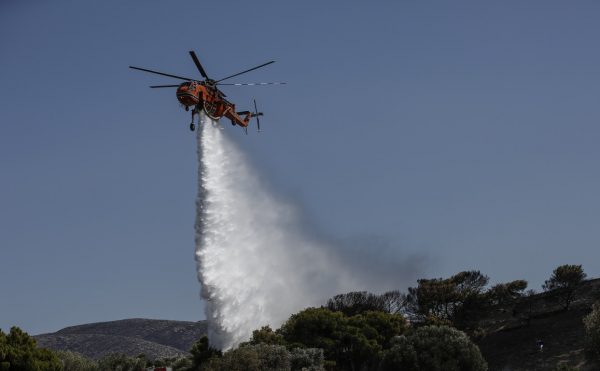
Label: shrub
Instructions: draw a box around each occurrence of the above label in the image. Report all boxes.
[289,347,324,371]
[381,326,487,371]
[97,353,147,371]
[248,326,285,346]
[380,335,418,370]
[278,307,406,370]
[583,301,600,358]
[203,344,289,371]
[190,335,222,369]
[55,350,98,371]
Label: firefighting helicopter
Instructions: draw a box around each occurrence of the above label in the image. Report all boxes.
[130,50,285,132]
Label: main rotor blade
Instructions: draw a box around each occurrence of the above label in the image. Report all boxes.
[189,51,209,79]
[150,84,180,88]
[129,66,193,81]
[217,82,286,86]
[216,61,275,83]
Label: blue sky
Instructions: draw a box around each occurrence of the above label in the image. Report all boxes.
[1,1,600,334]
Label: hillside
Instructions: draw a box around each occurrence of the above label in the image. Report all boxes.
[35,318,207,360]
[31,280,600,369]
[475,278,600,371]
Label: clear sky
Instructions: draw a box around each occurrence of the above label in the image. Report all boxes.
[1,1,600,335]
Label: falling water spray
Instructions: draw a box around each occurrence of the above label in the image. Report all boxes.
[194,114,359,350]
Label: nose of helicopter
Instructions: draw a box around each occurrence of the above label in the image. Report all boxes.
[176,83,200,106]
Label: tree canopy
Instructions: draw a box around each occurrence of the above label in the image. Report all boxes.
[0,327,62,371]
[406,270,490,321]
[381,326,488,371]
[543,264,587,310]
[277,307,407,370]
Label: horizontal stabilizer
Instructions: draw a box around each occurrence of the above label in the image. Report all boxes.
[237,111,264,117]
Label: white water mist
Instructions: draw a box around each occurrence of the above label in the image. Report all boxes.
[194,114,357,350]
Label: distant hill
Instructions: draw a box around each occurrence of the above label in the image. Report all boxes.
[475,278,600,371]
[35,318,207,360]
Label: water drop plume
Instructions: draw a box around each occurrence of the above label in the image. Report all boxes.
[194,114,357,350]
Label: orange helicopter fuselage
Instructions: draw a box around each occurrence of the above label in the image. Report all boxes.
[175,81,251,127]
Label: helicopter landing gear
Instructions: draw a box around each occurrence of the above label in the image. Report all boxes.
[185,106,189,112]
[189,108,197,131]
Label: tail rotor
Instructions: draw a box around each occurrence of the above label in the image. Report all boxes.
[253,99,262,132]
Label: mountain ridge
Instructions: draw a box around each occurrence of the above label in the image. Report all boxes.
[35,318,207,360]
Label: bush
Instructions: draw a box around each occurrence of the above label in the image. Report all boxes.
[248,326,285,346]
[151,356,192,370]
[289,347,324,371]
[381,326,487,371]
[380,335,418,370]
[97,353,147,371]
[278,307,406,370]
[584,301,600,358]
[190,335,222,369]
[56,350,98,371]
[203,344,289,371]
[170,356,193,370]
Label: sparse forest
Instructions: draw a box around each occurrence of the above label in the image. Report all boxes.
[3,264,599,371]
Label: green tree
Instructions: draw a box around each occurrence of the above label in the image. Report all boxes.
[0,327,62,371]
[55,350,98,371]
[171,356,193,370]
[203,344,288,371]
[289,348,324,371]
[190,336,222,370]
[381,326,487,371]
[407,277,458,319]
[278,308,347,352]
[248,326,285,346]
[251,344,290,370]
[452,271,490,299]
[379,335,418,371]
[451,271,491,325]
[278,307,406,370]
[97,353,147,371]
[347,311,407,349]
[542,264,587,310]
[486,280,528,306]
[326,290,407,316]
[406,271,489,321]
[583,301,600,358]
